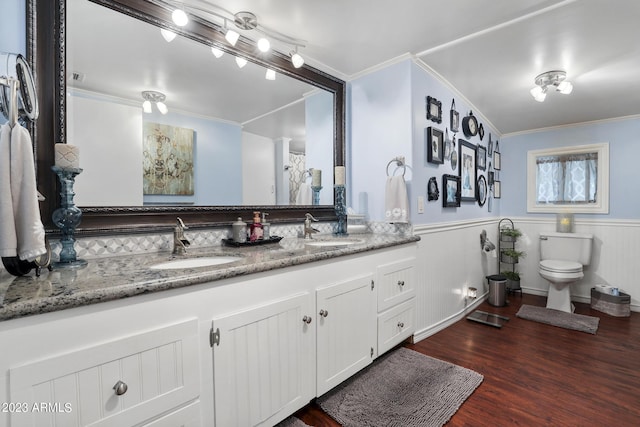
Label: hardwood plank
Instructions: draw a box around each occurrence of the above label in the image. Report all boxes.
[294,294,640,426]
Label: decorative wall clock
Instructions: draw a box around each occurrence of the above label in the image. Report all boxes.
[462,111,478,138]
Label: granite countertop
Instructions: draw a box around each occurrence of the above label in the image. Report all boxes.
[0,233,419,321]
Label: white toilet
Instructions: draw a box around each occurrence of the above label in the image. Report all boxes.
[539,232,593,313]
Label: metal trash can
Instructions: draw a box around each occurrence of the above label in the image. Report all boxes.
[487,274,507,307]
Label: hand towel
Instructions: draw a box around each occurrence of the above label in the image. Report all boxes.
[385,175,409,223]
[5,124,47,261]
[296,182,312,205]
[0,124,17,257]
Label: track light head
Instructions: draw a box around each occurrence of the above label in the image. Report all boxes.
[530,70,573,102]
[172,9,188,27]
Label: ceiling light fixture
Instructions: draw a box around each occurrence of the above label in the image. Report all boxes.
[141,91,169,115]
[166,2,307,69]
[530,70,573,102]
[235,57,247,68]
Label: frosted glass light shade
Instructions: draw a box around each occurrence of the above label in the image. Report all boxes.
[235,57,247,68]
[257,38,270,52]
[530,86,547,102]
[557,81,573,94]
[265,69,276,80]
[142,100,152,114]
[291,52,304,68]
[160,29,176,42]
[211,47,224,58]
[225,29,240,46]
[156,102,168,115]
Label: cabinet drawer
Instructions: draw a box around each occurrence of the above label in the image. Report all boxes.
[9,319,200,427]
[142,401,200,427]
[377,298,415,355]
[376,258,415,312]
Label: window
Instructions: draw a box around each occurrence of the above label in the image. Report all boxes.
[527,143,609,213]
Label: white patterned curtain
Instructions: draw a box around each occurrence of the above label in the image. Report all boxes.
[289,153,306,204]
[536,153,597,204]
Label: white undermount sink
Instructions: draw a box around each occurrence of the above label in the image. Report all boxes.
[304,238,364,247]
[150,256,241,270]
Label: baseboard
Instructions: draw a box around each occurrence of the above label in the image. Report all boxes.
[413,294,487,343]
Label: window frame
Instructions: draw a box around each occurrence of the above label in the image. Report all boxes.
[527,143,609,213]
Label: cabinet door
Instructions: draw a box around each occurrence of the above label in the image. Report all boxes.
[316,274,376,396]
[212,292,315,427]
[9,319,200,427]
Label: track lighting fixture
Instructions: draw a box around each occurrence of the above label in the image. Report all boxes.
[166,2,306,69]
[141,91,168,115]
[530,70,573,102]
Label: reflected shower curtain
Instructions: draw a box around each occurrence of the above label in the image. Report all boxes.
[289,153,306,204]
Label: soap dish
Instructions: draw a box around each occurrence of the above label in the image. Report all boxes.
[222,236,283,247]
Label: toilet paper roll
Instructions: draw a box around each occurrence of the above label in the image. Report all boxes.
[54,143,80,168]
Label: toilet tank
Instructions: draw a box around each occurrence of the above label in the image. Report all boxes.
[539,232,593,266]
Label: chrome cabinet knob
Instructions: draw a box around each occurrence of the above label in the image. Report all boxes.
[398,280,405,287]
[113,380,128,396]
[302,315,312,324]
[397,322,405,328]
[319,309,329,317]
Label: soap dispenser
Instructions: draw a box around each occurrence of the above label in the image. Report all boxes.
[249,211,264,242]
[262,212,270,240]
[232,217,247,243]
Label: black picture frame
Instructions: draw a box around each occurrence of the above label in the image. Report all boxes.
[458,139,477,202]
[488,171,495,186]
[478,123,485,140]
[493,150,501,170]
[450,99,459,133]
[494,180,502,198]
[442,174,461,207]
[426,96,442,123]
[428,176,439,201]
[477,145,487,171]
[426,127,444,164]
[477,175,487,206]
[488,134,493,155]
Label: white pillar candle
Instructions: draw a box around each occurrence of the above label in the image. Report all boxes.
[54,143,80,168]
[312,169,322,187]
[335,166,346,186]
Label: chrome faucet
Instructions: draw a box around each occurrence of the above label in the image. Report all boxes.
[304,213,319,239]
[172,217,191,255]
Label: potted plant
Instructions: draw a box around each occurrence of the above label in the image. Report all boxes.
[500,228,522,242]
[500,248,525,264]
[502,270,521,291]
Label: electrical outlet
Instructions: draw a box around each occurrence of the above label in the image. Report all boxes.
[417,196,425,214]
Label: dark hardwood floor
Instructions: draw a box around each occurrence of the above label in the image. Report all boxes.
[294,293,640,426]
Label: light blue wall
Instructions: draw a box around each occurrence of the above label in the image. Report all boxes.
[143,111,243,205]
[349,59,500,223]
[0,0,24,55]
[500,117,640,220]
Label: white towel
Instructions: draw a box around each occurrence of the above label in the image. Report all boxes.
[0,123,46,261]
[385,175,410,223]
[296,182,312,205]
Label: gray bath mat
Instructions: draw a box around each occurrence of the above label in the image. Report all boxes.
[317,347,483,427]
[516,304,599,334]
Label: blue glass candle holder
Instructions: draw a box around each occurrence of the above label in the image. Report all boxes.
[311,186,322,206]
[334,185,348,235]
[52,166,87,269]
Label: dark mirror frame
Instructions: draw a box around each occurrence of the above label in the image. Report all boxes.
[28,0,345,236]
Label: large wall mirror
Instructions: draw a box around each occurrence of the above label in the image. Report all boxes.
[29,0,345,234]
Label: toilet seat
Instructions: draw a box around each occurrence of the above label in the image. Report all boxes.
[539,259,582,274]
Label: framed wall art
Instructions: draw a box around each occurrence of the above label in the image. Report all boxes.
[477,175,487,206]
[426,127,444,164]
[494,180,502,198]
[450,99,459,133]
[488,134,493,155]
[493,140,501,170]
[426,96,442,123]
[442,174,461,207]
[428,176,439,201]
[477,145,487,170]
[458,139,477,202]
